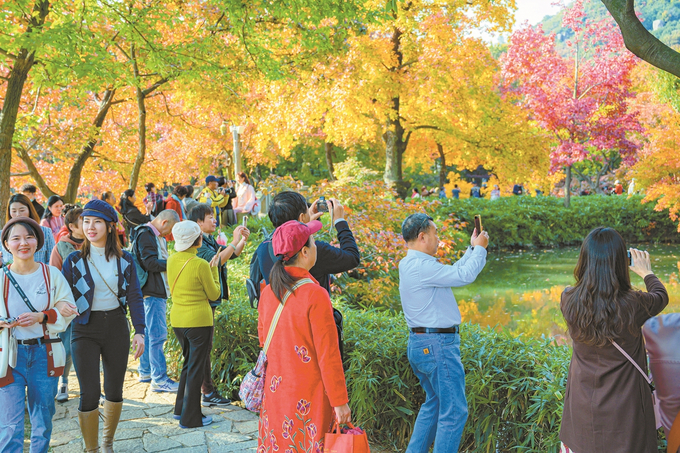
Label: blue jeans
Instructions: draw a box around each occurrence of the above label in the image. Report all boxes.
[0,343,58,453]
[406,332,468,453]
[138,296,169,383]
[58,324,72,385]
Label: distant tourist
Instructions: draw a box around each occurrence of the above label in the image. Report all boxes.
[451,185,460,199]
[20,183,45,218]
[399,213,489,452]
[421,186,430,197]
[412,188,420,199]
[120,189,150,242]
[614,180,624,195]
[233,172,258,223]
[559,227,668,453]
[470,183,481,198]
[438,187,446,198]
[628,178,636,196]
[489,185,501,200]
[40,195,65,236]
[512,183,523,196]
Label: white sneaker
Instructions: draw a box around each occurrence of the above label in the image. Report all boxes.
[55,384,68,403]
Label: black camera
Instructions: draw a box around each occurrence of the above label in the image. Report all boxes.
[317,196,329,213]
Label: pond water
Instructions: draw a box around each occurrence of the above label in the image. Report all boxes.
[452,243,680,338]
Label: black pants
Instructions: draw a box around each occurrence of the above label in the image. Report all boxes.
[72,309,130,411]
[173,326,211,427]
[201,307,216,396]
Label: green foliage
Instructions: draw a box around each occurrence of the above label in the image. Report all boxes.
[445,195,679,249]
[166,296,571,452]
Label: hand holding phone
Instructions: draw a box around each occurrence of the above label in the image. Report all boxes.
[474,215,483,234]
[242,215,248,227]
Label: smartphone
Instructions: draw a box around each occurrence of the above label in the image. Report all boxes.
[242,215,248,228]
[474,215,483,233]
[628,251,632,266]
[0,317,17,324]
[317,196,329,213]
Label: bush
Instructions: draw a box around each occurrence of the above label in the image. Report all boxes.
[167,297,571,452]
[445,195,679,249]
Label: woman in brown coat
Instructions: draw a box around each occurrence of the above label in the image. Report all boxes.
[559,227,668,453]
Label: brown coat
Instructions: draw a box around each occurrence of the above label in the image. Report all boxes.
[560,275,669,453]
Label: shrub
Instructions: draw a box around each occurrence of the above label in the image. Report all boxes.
[167,297,571,452]
[445,195,679,249]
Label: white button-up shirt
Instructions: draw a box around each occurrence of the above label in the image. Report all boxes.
[399,247,487,328]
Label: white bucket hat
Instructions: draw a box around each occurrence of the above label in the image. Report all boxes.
[172,221,202,252]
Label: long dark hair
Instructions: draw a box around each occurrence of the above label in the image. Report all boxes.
[120,189,135,211]
[42,195,63,220]
[80,219,123,261]
[237,172,250,185]
[562,227,640,347]
[270,236,312,302]
[6,194,40,223]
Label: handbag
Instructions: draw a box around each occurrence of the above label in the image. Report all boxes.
[610,339,662,429]
[323,422,371,453]
[643,314,680,453]
[239,278,313,412]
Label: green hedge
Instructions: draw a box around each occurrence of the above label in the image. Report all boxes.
[444,195,678,249]
[166,299,571,452]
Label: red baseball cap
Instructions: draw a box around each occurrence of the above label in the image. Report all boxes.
[272,220,322,261]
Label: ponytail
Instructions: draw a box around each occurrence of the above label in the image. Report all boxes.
[269,236,312,302]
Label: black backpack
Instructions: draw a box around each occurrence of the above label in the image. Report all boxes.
[246,239,276,309]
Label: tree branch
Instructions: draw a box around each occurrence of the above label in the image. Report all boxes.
[10,172,31,177]
[602,0,680,78]
[0,47,18,60]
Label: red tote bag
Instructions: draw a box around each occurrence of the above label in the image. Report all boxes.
[324,422,371,453]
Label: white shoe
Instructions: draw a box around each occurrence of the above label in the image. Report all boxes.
[56,384,68,403]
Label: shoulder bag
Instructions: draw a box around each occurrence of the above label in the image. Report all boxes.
[239,278,313,412]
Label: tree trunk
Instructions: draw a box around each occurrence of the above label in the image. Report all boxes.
[129,85,146,191]
[382,25,409,197]
[437,143,447,189]
[602,0,680,78]
[564,165,572,208]
[0,0,50,226]
[324,141,336,181]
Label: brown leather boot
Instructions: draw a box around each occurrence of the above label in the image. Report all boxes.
[78,408,100,452]
[101,400,123,453]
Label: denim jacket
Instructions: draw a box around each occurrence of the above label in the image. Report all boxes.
[61,250,145,336]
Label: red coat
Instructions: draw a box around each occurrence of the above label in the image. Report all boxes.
[164,197,185,242]
[257,267,348,453]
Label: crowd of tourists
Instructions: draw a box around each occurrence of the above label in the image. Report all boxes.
[0,177,675,453]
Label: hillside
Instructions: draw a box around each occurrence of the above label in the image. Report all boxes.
[540,0,680,50]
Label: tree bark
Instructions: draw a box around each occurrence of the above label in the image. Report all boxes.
[436,143,447,189]
[564,165,572,208]
[0,0,50,227]
[602,0,680,78]
[382,25,409,197]
[16,89,116,203]
[324,141,336,181]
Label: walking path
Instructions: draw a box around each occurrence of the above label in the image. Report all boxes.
[43,363,391,452]
[47,365,260,453]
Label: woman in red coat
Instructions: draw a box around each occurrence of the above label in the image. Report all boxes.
[257,220,351,453]
[164,185,188,242]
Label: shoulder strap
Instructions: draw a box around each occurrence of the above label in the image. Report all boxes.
[88,257,124,308]
[2,263,38,312]
[263,278,314,354]
[669,409,680,453]
[611,340,652,385]
[171,257,196,295]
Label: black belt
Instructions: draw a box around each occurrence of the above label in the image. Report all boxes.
[17,337,62,346]
[411,326,459,334]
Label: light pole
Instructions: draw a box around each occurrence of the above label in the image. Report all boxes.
[231,125,245,176]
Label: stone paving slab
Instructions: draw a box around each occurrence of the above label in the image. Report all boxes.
[20,362,394,452]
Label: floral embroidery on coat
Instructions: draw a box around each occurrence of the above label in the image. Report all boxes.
[295,345,312,363]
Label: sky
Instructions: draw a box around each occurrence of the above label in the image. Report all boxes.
[514,0,563,29]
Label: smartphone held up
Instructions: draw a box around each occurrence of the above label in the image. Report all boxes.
[474,215,483,234]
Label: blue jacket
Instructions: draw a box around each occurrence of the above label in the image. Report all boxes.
[61,250,146,335]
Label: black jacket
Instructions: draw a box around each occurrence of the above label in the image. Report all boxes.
[32,199,45,218]
[196,233,239,306]
[224,187,236,210]
[256,220,361,292]
[121,202,151,241]
[135,225,168,299]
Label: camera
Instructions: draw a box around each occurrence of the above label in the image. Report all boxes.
[317,196,329,213]
[0,317,17,325]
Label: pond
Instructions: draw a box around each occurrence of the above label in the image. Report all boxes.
[453,243,680,338]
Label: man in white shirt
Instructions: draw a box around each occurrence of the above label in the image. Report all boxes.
[399,213,489,453]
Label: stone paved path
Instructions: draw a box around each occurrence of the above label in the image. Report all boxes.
[47,365,261,453]
[43,363,393,452]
